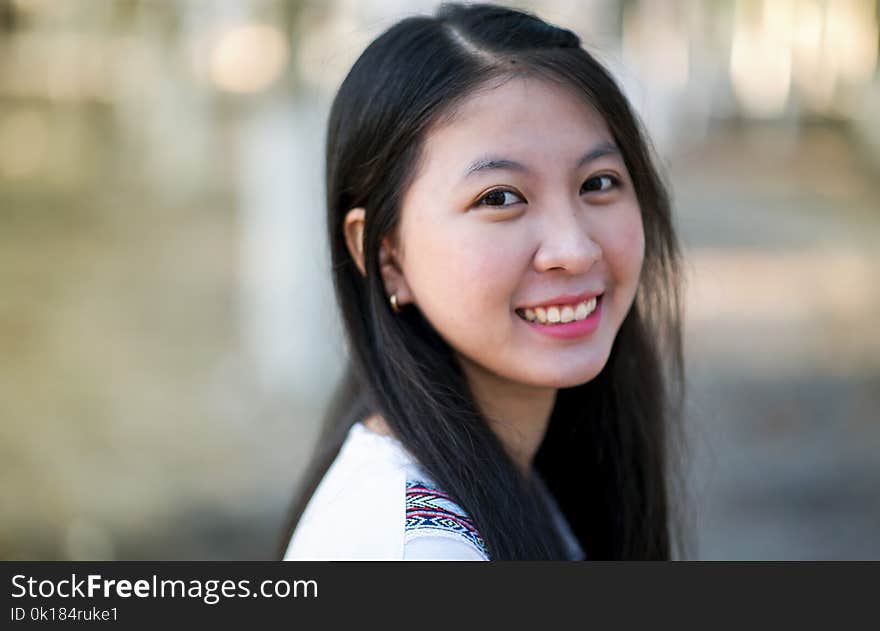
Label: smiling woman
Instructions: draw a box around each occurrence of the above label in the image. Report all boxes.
[279,2,686,561]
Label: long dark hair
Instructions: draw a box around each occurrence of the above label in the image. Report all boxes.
[278,2,687,560]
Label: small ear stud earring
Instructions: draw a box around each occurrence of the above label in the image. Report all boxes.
[389,293,401,314]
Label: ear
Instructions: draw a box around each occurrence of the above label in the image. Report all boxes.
[378,232,415,308]
[342,208,415,308]
[343,207,368,276]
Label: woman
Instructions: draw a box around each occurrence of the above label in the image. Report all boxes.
[280,2,686,561]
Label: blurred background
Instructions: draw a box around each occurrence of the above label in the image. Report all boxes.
[1,0,878,560]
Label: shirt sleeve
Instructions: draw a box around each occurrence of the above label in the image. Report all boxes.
[404,534,490,561]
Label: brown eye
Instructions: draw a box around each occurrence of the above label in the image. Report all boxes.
[478,189,525,207]
[582,175,620,193]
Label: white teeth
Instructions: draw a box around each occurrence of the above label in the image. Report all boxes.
[578,297,598,320]
[519,295,600,325]
[560,305,575,323]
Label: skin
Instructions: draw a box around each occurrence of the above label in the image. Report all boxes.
[345,76,645,475]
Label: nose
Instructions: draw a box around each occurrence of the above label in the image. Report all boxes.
[532,201,601,273]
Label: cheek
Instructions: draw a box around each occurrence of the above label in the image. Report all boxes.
[603,208,645,283]
[404,226,522,338]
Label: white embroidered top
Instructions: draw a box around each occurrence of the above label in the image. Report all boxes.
[283,421,584,561]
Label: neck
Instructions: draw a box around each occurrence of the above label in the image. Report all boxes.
[459,358,557,477]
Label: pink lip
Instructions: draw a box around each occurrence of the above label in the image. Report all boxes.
[517,290,604,310]
[518,294,603,339]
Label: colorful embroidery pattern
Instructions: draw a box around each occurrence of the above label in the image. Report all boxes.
[405,480,489,558]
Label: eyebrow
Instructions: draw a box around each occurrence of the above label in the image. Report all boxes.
[462,141,621,180]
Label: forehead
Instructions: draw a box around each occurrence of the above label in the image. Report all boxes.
[417,76,614,177]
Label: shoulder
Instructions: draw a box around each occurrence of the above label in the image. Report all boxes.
[404,480,490,561]
[284,423,490,561]
[284,423,411,560]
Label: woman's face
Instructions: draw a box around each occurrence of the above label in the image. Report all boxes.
[392,76,645,393]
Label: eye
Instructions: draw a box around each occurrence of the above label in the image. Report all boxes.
[581,174,620,194]
[476,188,525,208]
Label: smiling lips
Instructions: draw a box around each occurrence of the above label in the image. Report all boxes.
[516,296,599,325]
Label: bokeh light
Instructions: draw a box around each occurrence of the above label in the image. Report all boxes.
[207,24,289,94]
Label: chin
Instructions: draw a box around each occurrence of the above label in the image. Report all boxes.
[550,369,603,388]
[519,361,608,389]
